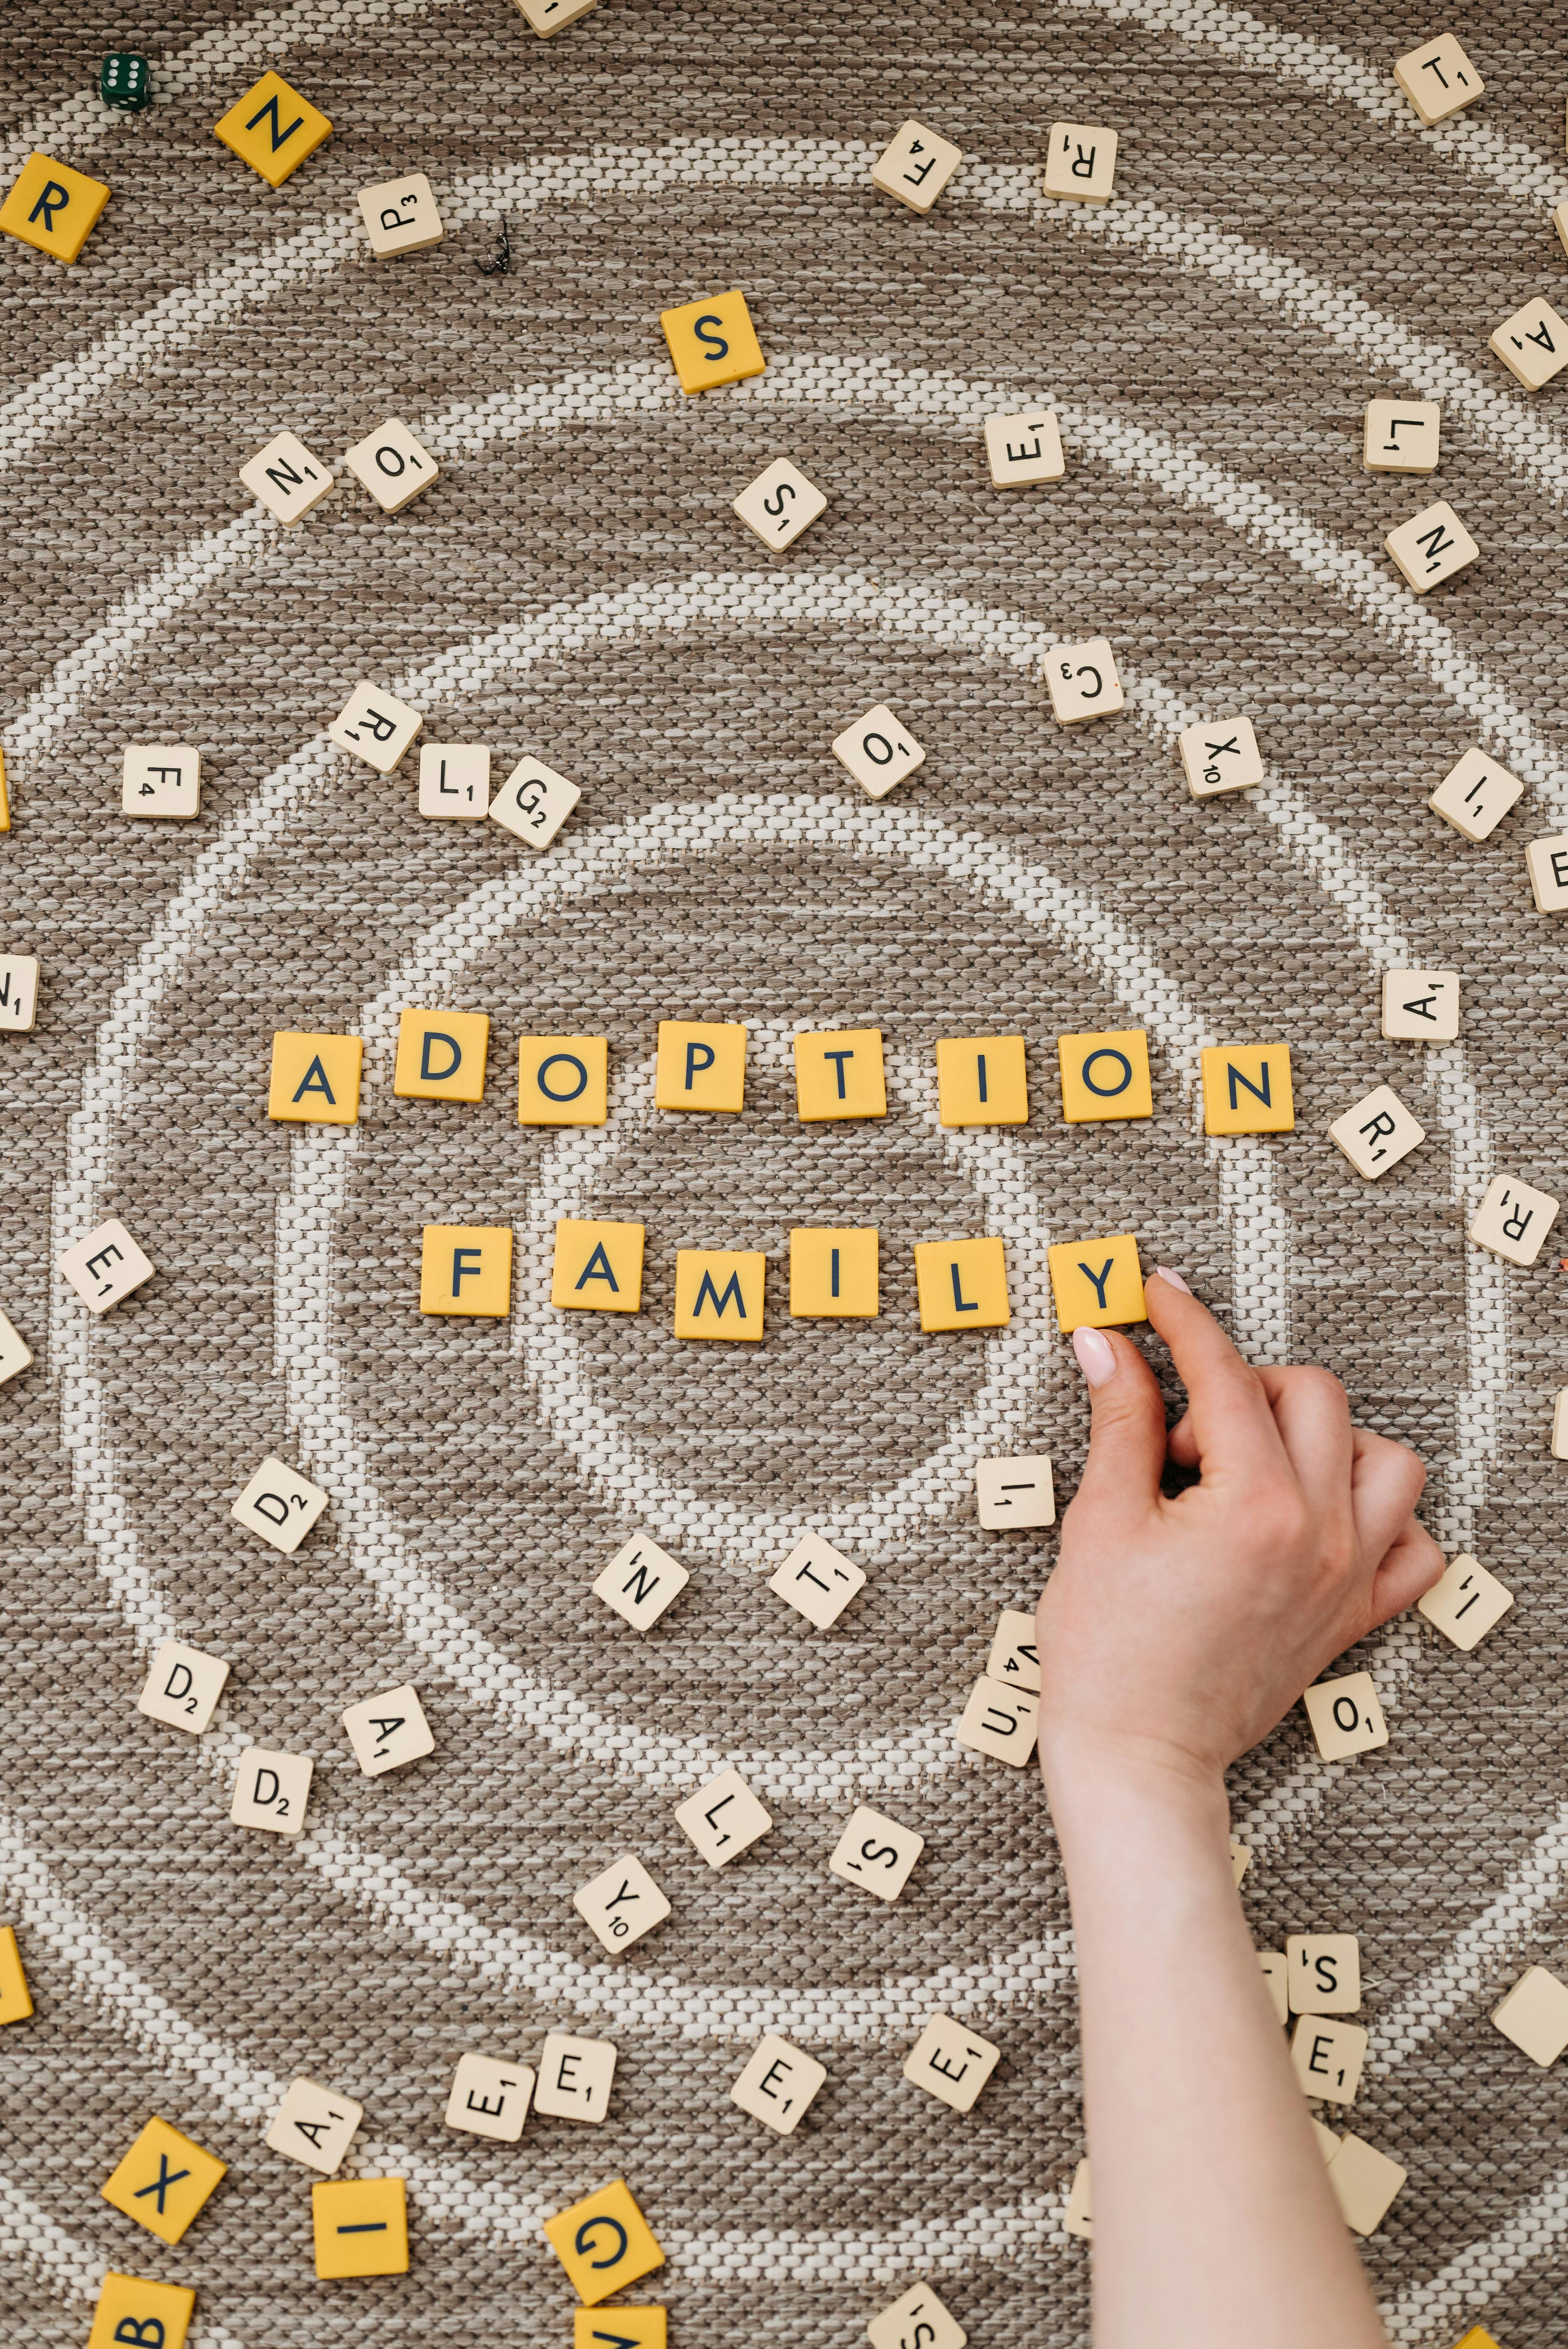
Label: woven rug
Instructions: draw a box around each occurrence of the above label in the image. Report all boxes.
[3,3,1568,2341]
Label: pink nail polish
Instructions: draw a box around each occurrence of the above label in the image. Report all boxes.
[1072,1326,1117,1386]
[1154,1265,1192,1294]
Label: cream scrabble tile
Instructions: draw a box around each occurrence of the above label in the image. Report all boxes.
[1311,2116,1344,2164]
[1230,1840,1251,1886]
[914,1235,1010,1332]
[872,119,964,212]
[0,1305,33,1386]
[232,1455,328,1554]
[490,753,580,848]
[1382,968,1460,1041]
[0,953,39,1031]
[867,2280,967,2349]
[214,71,331,188]
[345,416,439,513]
[955,1674,1038,1766]
[659,288,766,393]
[1328,1084,1426,1179]
[935,1035,1029,1126]
[903,2013,1002,2112]
[87,2276,194,2349]
[57,1220,154,1313]
[1063,2157,1092,2239]
[573,1853,672,1955]
[533,2030,617,2121]
[828,1804,924,1902]
[1302,1671,1388,1761]
[1363,397,1441,473]
[675,1766,772,1867]
[1488,296,1568,393]
[327,681,422,772]
[731,2034,827,2134]
[769,1532,866,1629]
[1287,1934,1361,2015]
[1492,1963,1568,2066]
[1178,715,1264,799]
[1556,1390,1568,1458]
[795,1027,886,1119]
[975,1460,1055,1533]
[418,743,489,819]
[983,409,1065,487]
[265,2075,363,2174]
[230,1746,312,1835]
[357,172,443,257]
[1469,1173,1560,1266]
[311,2176,406,2279]
[734,457,827,551]
[1043,120,1118,203]
[1429,746,1523,841]
[1326,2131,1407,2235]
[1392,33,1484,124]
[444,2050,535,2141]
[123,745,200,819]
[1289,2013,1368,2105]
[831,704,926,798]
[1385,499,1479,593]
[102,2116,227,2245]
[1418,1551,1514,1650]
[1559,198,1568,264]
[238,430,334,525]
[593,1533,690,1630]
[0,1924,34,2024]
[985,1605,1042,1685]
[1258,1952,1288,2025]
[1527,833,1568,912]
[138,1641,230,1733]
[543,2178,663,2303]
[342,1683,434,1776]
[1045,637,1122,724]
[394,1005,489,1103]
[513,0,598,32]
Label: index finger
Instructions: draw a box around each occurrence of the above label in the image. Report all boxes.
[1144,1265,1292,1485]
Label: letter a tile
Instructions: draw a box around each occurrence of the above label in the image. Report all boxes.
[267,1032,363,1126]
[552,1219,646,1312]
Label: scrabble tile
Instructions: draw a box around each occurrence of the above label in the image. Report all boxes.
[88,2275,194,2349]
[1417,1552,1514,1650]
[1326,2131,1407,2235]
[1057,1028,1151,1123]
[673,1249,765,1341]
[1385,500,1479,594]
[655,1019,746,1112]
[0,747,9,829]
[902,2013,1001,2112]
[514,0,599,33]
[1178,715,1264,799]
[231,1455,329,1555]
[520,1035,609,1124]
[1468,1173,1560,1267]
[393,1006,489,1103]
[1488,297,1568,392]
[659,289,766,393]
[265,2076,363,2174]
[769,1532,867,1629]
[1258,1952,1288,2025]
[1527,833,1568,912]
[342,1683,434,1776]
[1328,1084,1426,1179]
[357,173,443,258]
[230,1746,313,1836]
[1363,398,1441,474]
[57,1219,155,1313]
[238,431,335,526]
[553,1219,645,1313]
[123,745,200,820]
[543,2178,663,2303]
[0,1924,33,2024]
[573,1853,672,1954]
[327,681,422,772]
[1287,1934,1361,2015]
[345,416,439,513]
[214,72,332,188]
[103,2117,227,2245]
[1231,1841,1251,1886]
[0,953,40,1031]
[1558,200,1568,264]
[575,2314,666,2349]
[1310,2117,1343,2163]
[1043,120,1118,203]
[983,409,1065,487]
[1491,1964,1568,2065]
[985,1605,1042,1688]
[100,53,153,111]
[674,1766,773,1867]
[0,153,111,263]
[0,1306,33,1388]
[1449,2335,1506,2349]
[1045,637,1123,724]
[733,457,827,551]
[137,1641,230,1733]
[871,119,964,213]
[418,742,490,818]
[795,1027,886,1119]
[1429,746,1523,842]
[420,1225,514,1316]
[914,1236,1010,1332]
[1392,33,1484,123]
[976,1459,1054,1535]
[831,704,926,798]
[1381,968,1460,1041]
[1047,1233,1145,1331]
[1200,1042,1294,1135]
[828,1804,924,1901]
[731,2035,826,2134]
[1302,1671,1388,1761]
[867,2281,967,2349]
[444,2051,535,2142]
[311,2177,407,2278]
[267,1031,363,1124]
[955,1675,1038,1765]
[1289,2014,1367,2105]
[1063,2157,1093,2239]
[935,1035,1028,1126]
[593,1533,690,1631]
[534,2032,618,2121]
[788,1226,879,1317]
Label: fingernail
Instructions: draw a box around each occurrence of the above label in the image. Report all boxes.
[1153,1265,1192,1294]
[1072,1326,1117,1386]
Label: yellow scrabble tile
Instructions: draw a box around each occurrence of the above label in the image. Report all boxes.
[420,1225,513,1317]
[913,1236,1010,1332]
[102,2117,227,2246]
[655,1020,746,1112]
[311,2176,408,2278]
[575,2312,666,2349]
[518,1034,609,1124]
[1200,1043,1294,1135]
[267,1031,363,1126]
[1450,2332,1506,2349]
[88,2273,195,2349]
[552,1218,645,1312]
[214,72,332,189]
[935,1035,1029,1126]
[393,1007,489,1103]
[794,1027,886,1120]
[673,1249,765,1341]
[543,2178,664,2305]
[1057,1028,1152,1123]
[789,1226,878,1317]
[659,290,765,395]
[1047,1233,1145,1331]
[0,1925,32,2023]
[0,153,111,264]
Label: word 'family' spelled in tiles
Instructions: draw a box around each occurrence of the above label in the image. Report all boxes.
[1428,747,1523,842]
[1327,2132,1407,2236]
[543,2178,663,2303]
[1392,33,1484,124]
[1527,833,1568,912]
[230,1747,312,1836]
[138,1641,230,1733]
[1328,1085,1425,1180]
[984,409,1065,486]
[828,1805,924,1901]
[513,0,599,34]
[789,1226,879,1317]
[872,119,963,212]
[0,153,111,264]
[1045,637,1122,724]
[1469,1174,1560,1267]
[1289,2014,1368,2105]
[1488,297,1568,393]
[554,1219,645,1312]
[328,682,422,772]
[312,2177,407,2278]
[1201,1043,1293,1135]
[214,73,332,188]
[522,1035,609,1124]
[731,2035,827,2133]
[535,2032,617,2121]
[1382,969,1459,1041]
[770,1532,867,1628]
[676,1767,773,1867]
[914,1235,1010,1332]
[342,1683,434,1776]
[956,1676,1038,1765]
[1491,1964,1568,2066]
[1384,500,1479,593]
[0,1306,30,1385]
[593,1532,689,1630]
[867,2281,968,2349]
[420,1224,513,1316]
[1303,1671,1387,1761]
[265,2077,363,2174]
[345,416,439,512]
[1047,1233,1144,1331]
[904,2013,1001,2111]
[1178,715,1263,799]
[239,431,334,526]
[575,2313,666,2349]
[87,2276,194,2349]
[674,1248,765,1340]
[0,953,40,1031]
[1363,398,1441,474]
[733,457,827,550]
[357,173,443,257]
[935,1035,1028,1126]
[394,1005,489,1101]
[659,288,766,393]
[573,1854,672,1954]
[656,1019,746,1111]
[57,1220,154,1313]
[103,2117,227,2245]
[832,704,926,798]
[986,1607,1042,1688]
[444,2051,535,2141]
[123,745,200,819]
[795,1027,886,1119]
[1417,1552,1513,1650]
[0,1925,33,2024]
[1058,1028,1151,1123]
[1286,1935,1361,2014]
[1043,120,1117,203]
[232,1455,329,1554]
[975,1459,1055,1533]
[419,742,489,817]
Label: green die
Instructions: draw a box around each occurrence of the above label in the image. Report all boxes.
[99,52,152,111]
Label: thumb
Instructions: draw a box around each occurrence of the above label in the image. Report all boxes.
[1066,1325,1170,1520]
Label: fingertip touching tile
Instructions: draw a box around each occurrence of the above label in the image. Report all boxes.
[1417,1552,1514,1650]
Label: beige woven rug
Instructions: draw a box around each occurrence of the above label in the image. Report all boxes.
[3,2,1568,2341]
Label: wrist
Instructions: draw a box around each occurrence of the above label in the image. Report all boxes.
[1039,1724,1231,1843]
